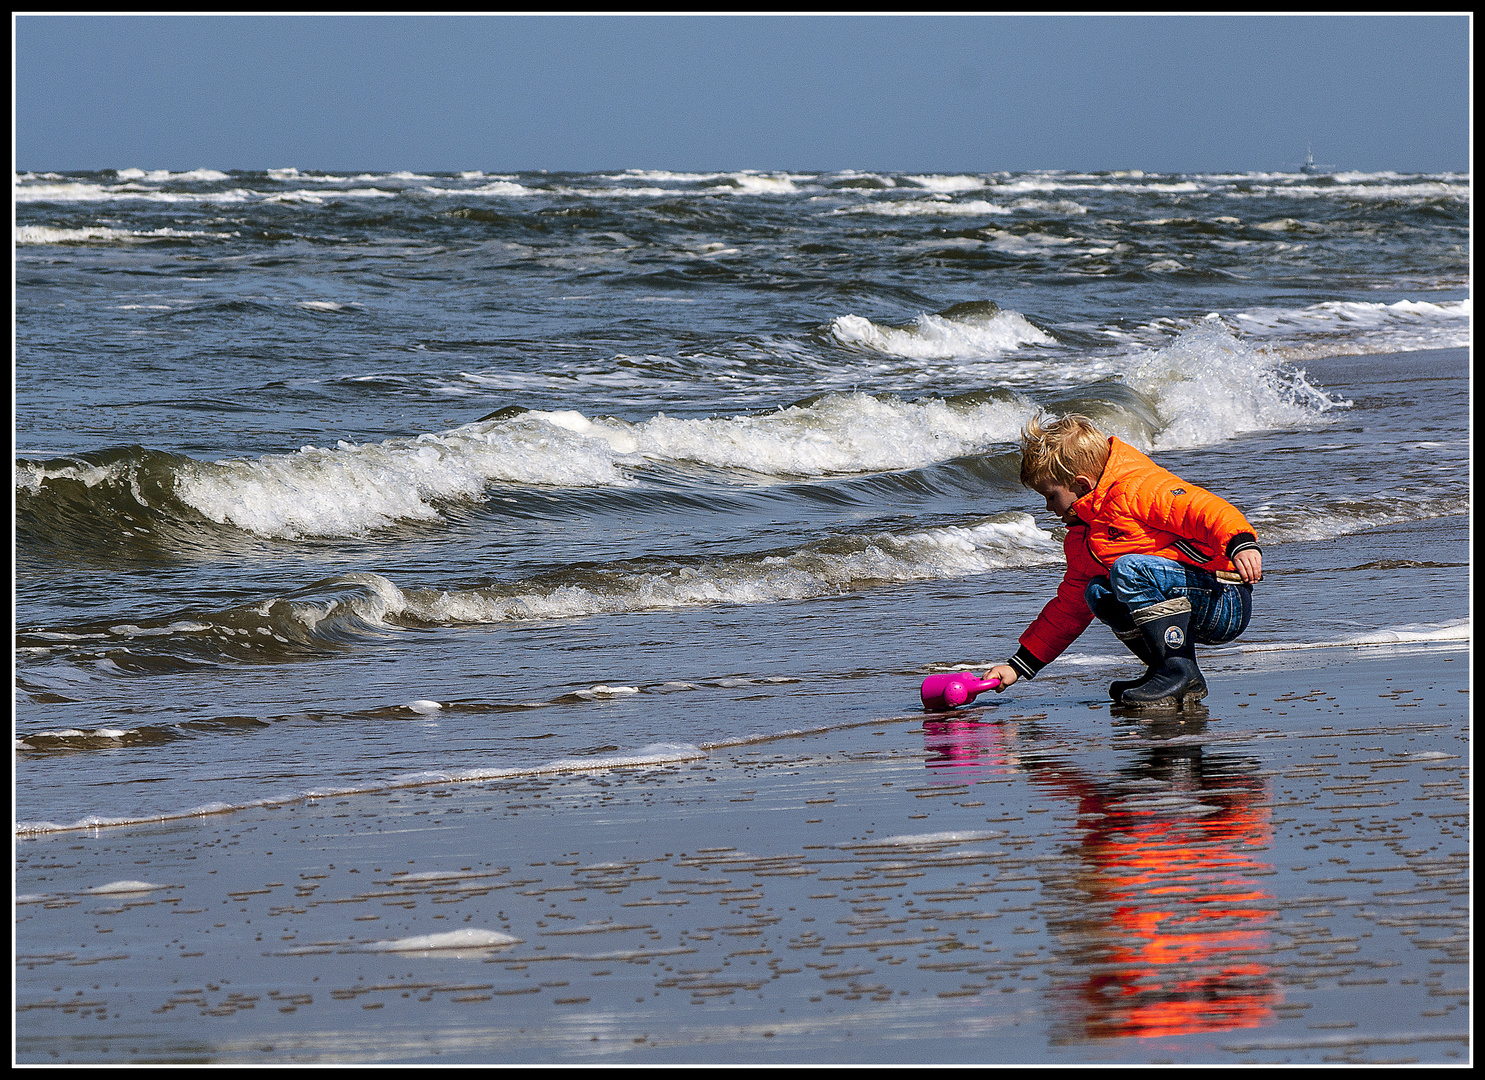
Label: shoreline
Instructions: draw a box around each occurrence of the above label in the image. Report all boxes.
[15,641,1469,1065]
[15,611,1471,838]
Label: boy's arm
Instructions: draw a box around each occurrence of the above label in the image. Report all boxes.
[985,529,1098,689]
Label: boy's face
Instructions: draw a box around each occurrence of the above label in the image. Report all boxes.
[1036,479,1091,526]
[1037,483,1081,525]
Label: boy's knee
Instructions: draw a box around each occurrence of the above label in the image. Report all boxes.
[1109,552,1157,577]
[1109,553,1180,590]
[1107,554,1146,595]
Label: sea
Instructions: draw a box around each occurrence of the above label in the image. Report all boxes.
[13,166,1471,835]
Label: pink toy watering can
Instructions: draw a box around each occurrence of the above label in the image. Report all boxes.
[920,671,1001,711]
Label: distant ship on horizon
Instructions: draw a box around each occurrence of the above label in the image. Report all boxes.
[1300,146,1321,175]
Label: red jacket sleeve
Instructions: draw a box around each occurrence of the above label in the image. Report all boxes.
[1011,526,1099,678]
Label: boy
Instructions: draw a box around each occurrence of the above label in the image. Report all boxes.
[984,414,1262,709]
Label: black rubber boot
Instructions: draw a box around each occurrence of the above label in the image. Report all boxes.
[1090,593,1159,702]
[1118,598,1208,710]
[1109,627,1161,702]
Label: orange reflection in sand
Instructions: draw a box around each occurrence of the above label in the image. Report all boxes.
[923,717,1277,1043]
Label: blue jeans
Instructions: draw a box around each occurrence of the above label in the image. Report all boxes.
[1084,554,1252,645]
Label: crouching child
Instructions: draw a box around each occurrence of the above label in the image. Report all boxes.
[985,413,1263,710]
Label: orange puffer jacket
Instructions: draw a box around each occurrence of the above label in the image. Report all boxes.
[1014,438,1259,677]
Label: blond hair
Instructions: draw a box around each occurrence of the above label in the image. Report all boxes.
[1019,412,1110,490]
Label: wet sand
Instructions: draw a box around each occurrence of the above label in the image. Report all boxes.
[15,642,1469,1065]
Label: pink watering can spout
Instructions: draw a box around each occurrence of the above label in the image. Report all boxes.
[920,671,1001,711]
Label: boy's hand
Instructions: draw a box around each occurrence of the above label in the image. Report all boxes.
[1233,548,1263,583]
[984,665,1018,691]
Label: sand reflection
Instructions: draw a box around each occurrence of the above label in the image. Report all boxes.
[923,716,1278,1043]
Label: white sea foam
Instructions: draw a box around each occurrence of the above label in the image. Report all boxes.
[724,172,807,194]
[836,198,1013,217]
[13,182,256,204]
[15,738,711,831]
[573,685,641,698]
[167,389,1051,538]
[543,743,706,771]
[590,171,810,194]
[1209,618,1469,655]
[15,225,235,245]
[845,830,1007,847]
[582,391,1033,474]
[172,418,633,537]
[829,308,1054,359]
[977,229,1083,256]
[992,176,1121,194]
[297,300,361,311]
[263,187,397,204]
[1246,494,1468,544]
[363,929,521,952]
[1231,298,1471,357]
[398,514,1060,625]
[395,871,488,881]
[604,169,731,184]
[17,727,134,749]
[905,174,989,192]
[115,168,230,182]
[1120,322,1350,450]
[1234,180,1467,201]
[267,167,341,182]
[14,457,134,493]
[420,180,532,197]
[87,880,167,894]
[14,177,393,206]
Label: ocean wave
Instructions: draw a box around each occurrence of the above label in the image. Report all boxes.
[173,415,612,536]
[267,167,348,182]
[713,172,810,194]
[396,513,1060,625]
[13,177,400,206]
[13,181,258,204]
[15,225,236,245]
[1233,180,1469,201]
[592,171,812,194]
[607,169,727,182]
[835,198,1013,217]
[538,390,1036,477]
[426,180,534,197]
[1229,298,1471,357]
[1119,322,1351,450]
[1207,617,1469,655]
[16,390,1042,539]
[828,310,1348,452]
[904,174,990,192]
[976,229,1084,256]
[114,168,231,182]
[15,572,408,668]
[15,515,1060,665]
[1245,493,1469,544]
[262,187,400,204]
[829,302,1055,359]
[13,740,713,834]
[14,327,1347,543]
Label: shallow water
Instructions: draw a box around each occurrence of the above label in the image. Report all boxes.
[14,642,1469,1064]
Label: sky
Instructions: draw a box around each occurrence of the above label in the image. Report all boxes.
[12,14,1472,174]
